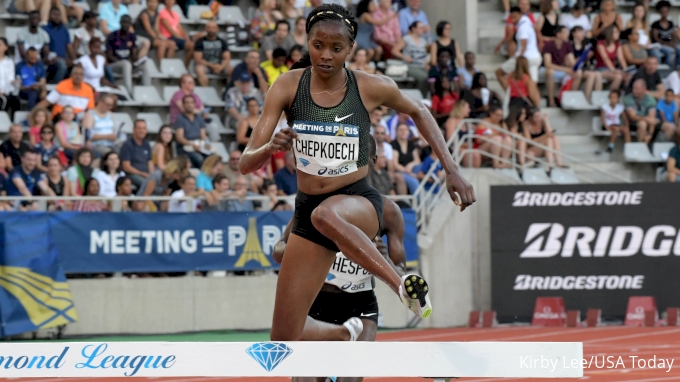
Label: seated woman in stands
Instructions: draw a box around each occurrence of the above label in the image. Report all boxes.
[504,57,540,112]
[196,154,223,192]
[152,125,174,171]
[624,4,651,51]
[46,156,72,211]
[520,108,565,168]
[348,47,377,74]
[590,0,623,40]
[595,25,626,91]
[54,106,84,162]
[466,72,501,119]
[137,157,188,211]
[391,122,421,194]
[445,100,481,168]
[475,105,513,169]
[430,75,459,127]
[67,147,95,196]
[621,28,647,74]
[72,178,110,212]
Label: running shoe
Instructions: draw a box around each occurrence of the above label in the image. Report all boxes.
[343,317,363,341]
[399,274,432,318]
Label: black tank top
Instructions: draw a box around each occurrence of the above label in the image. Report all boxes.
[288,68,372,176]
[541,14,559,37]
[436,39,456,68]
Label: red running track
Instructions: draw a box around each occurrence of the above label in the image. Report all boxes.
[5,326,680,381]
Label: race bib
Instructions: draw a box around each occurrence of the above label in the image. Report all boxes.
[325,252,373,293]
[292,121,360,177]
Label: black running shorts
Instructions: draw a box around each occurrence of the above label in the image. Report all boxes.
[308,289,379,325]
[292,177,384,252]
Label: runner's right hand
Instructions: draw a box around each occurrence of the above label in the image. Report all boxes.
[268,128,298,152]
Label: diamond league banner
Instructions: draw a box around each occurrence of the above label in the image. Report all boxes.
[491,183,680,322]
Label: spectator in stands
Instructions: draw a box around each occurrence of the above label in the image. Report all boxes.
[226,71,265,130]
[497,7,542,84]
[231,51,269,93]
[417,146,444,193]
[601,90,630,153]
[465,73,501,119]
[649,1,676,68]
[38,64,95,120]
[94,150,124,197]
[107,15,151,94]
[28,107,49,146]
[631,56,664,100]
[505,102,528,134]
[348,48,377,74]
[279,0,303,27]
[16,11,50,64]
[152,125,174,171]
[236,98,260,152]
[391,122,420,193]
[287,45,303,68]
[595,26,626,91]
[42,7,74,84]
[227,175,257,212]
[196,154,222,192]
[6,149,54,209]
[570,26,593,67]
[54,106,83,160]
[201,174,231,211]
[354,0,385,62]
[459,52,479,90]
[521,108,564,167]
[115,176,146,212]
[34,125,57,173]
[134,0,176,62]
[0,125,31,172]
[386,112,418,141]
[46,156,72,207]
[622,28,648,71]
[74,11,106,57]
[0,38,20,119]
[658,89,679,141]
[559,1,592,37]
[138,157,187,210]
[392,21,430,97]
[16,47,46,110]
[260,20,296,62]
[497,0,534,58]
[537,0,560,45]
[174,95,208,168]
[72,178,109,212]
[159,0,194,67]
[590,0,622,40]
[273,152,297,196]
[81,93,117,157]
[369,150,397,195]
[291,17,307,47]
[250,0,281,43]
[431,76,459,127]
[398,0,430,43]
[625,79,659,143]
[67,147,94,195]
[7,0,66,25]
[168,175,205,212]
[666,134,680,182]
[78,38,118,91]
[430,21,463,72]
[119,119,153,189]
[625,4,651,50]
[262,180,291,211]
[505,57,541,111]
[373,125,407,194]
[260,48,289,86]
[446,100,482,168]
[475,106,513,169]
[373,0,400,60]
[428,50,456,96]
[194,21,231,87]
[169,75,207,124]
[99,0,128,36]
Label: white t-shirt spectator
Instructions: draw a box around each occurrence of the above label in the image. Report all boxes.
[94,171,125,197]
[515,15,541,60]
[560,14,592,33]
[168,189,200,212]
[602,103,624,127]
[76,55,106,91]
[664,70,680,95]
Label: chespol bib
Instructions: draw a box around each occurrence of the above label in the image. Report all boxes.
[325,252,373,293]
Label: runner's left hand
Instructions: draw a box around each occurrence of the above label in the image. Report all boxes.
[445,171,475,212]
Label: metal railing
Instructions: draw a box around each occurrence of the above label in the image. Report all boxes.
[411,118,632,232]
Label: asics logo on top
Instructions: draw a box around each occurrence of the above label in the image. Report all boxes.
[519,223,680,258]
[334,114,353,122]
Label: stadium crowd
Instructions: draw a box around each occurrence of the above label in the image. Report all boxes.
[2,0,680,214]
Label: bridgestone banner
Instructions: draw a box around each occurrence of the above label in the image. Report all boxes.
[491,183,680,322]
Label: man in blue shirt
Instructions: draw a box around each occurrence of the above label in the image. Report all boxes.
[398,0,431,42]
[16,47,46,110]
[42,7,75,83]
[5,149,54,210]
[273,152,297,196]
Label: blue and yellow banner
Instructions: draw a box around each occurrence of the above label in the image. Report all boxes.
[0,214,77,337]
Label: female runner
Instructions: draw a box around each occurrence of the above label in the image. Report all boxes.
[239,4,475,342]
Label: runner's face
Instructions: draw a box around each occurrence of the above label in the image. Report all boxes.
[308,21,353,78]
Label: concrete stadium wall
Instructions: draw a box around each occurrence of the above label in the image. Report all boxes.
[64,169,516,336]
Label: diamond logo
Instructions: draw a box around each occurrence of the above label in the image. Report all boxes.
[326,273,336,281]
[299,158,309,167]
[246,342,293,372]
